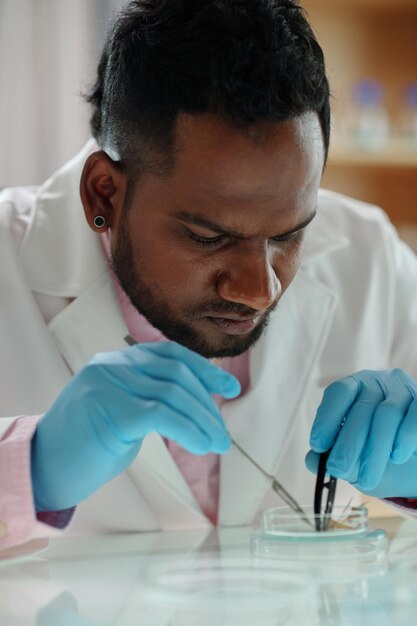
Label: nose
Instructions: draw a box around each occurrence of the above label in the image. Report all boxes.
[216,247,281,311]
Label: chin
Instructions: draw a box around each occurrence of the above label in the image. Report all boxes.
[182,323,267,359]
[205,340,256,358]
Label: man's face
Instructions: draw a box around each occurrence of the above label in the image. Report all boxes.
[111,112,324,358]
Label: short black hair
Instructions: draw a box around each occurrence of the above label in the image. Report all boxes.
[86,0,330,176]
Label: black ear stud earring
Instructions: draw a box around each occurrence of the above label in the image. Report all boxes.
[93,215,106,228]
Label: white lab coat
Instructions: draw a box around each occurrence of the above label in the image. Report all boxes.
[1,140,417,536]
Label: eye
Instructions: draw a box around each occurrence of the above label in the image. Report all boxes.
[271,230,304,244]
[188,231,227,246]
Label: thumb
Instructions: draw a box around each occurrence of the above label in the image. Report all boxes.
[305,449,320,475]
[215,372,241,399]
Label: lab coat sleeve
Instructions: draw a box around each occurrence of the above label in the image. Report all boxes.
[384,219,417,510]
[387,224,417,377]
[0,414,74,552]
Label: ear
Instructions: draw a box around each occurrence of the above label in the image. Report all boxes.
[80,151,127,233]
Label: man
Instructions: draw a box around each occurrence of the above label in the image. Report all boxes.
[1,0,417,551]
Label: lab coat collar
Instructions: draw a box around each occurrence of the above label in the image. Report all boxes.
[19,139,103,298]
[301,190,350,265]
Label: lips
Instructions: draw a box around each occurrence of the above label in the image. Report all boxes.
[207,314,261,335]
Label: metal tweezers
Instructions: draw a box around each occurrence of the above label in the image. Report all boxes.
[313,450,337,531]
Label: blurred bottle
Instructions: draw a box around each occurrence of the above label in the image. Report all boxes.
[349,80,390,152]
[397,82,417,146]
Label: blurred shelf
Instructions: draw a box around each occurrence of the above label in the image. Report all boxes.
[304,0,417,11]
[305,0,417,225]
[328,141,417,168]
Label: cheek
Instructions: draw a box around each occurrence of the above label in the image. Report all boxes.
[135,238,215,299]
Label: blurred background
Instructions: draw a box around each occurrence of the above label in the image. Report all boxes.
[0,0,125,186]
[304,0,417,251]
[0,0,416,251]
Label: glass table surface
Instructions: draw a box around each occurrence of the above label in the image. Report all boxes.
[1,515,417,626]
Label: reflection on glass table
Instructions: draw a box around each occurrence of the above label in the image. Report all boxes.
[1,518,417,626]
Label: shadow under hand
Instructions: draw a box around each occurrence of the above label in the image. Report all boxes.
[36,591,103,626]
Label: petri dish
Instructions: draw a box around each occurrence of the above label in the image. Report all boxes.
[258,504,368,540]
[251,505,388,581]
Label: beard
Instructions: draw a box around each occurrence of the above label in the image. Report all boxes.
[111,217,276,358]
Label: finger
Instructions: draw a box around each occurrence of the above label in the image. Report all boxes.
[90,348,230,429]
[305,451,360,487]
[100,385,229,455]
[137,342,241,398]
[305,450,320,474]
[139,399,230,455]
[101,367,230,447]
[359,457,417,498]
[326,378,384,480]
[391,398,417,464]
[310,377,359,452]
[357,386,412,490]
[127,348,229,428]
[343,459,361,485]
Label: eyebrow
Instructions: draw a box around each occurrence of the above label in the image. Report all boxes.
[175,208,317,239]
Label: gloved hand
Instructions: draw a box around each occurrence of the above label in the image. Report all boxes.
[31,341,240,512]
[305,369,417,498]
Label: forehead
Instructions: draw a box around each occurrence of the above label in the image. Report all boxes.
[171,112,325,205]
[149,113,324,229]
[127,112,325,238]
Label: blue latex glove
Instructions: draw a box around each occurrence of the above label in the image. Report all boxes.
[31,341,240,512]
[305,369,417,498]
